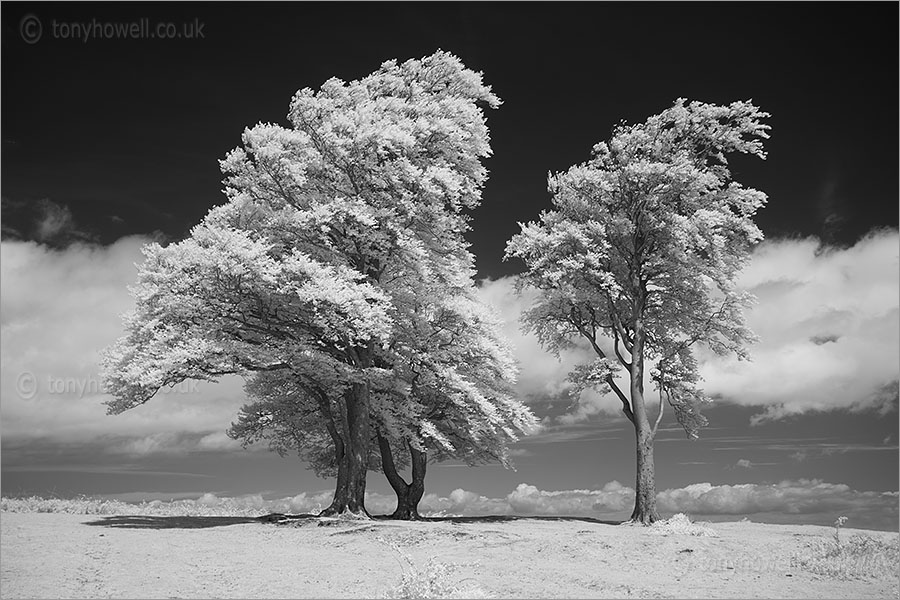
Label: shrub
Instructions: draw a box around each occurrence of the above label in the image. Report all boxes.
[646,513,719,537]
[795,529,900,580]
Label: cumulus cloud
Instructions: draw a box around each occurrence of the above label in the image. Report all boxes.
[476,278,625,420]
[0,237,248,456]
[506,481,632,514]
[417,489,509,516]
[701,230,899,422]
[479,230,899,425]
[431,479,896,529]
[80,479,898,531]
[656,480,898,528]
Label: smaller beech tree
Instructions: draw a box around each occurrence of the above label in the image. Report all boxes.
[506,99,771,524]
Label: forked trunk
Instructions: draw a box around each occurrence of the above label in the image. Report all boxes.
[407,442,426,517]
[377,433,427,520]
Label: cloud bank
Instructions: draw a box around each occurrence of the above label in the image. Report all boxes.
[702,230,899,421]
[480,230,900,424]
[23,479,893,532]
[0,237,247,454]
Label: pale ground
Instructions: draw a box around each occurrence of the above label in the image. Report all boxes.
[1,512,897,599]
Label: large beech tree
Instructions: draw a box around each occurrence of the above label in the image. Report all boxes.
[506,99,770,524]
[102,51,535,517]
[229,261,536,520]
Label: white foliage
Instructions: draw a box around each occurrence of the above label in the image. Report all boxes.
[101,50,536,476]
[507,98,770,438]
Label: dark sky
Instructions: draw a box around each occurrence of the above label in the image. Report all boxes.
[3,3,897,277]
[1,3,898,527]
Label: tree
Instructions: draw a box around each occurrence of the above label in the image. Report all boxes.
[102,50,533,517]
[101,208,390,515]
[228,263,537,520]
[506,99,770,524]
[369,275,537,519]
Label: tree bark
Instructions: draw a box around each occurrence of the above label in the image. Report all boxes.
[628,314,659,525]
[407,441,426,517]
[320,449,351,516]
[377,431,411,519]
[630,419,658,524]
[320,382,370,517]
[316,393,350,517]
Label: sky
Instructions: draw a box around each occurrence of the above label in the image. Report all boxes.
[1,3,898,530]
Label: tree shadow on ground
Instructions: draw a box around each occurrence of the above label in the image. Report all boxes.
[267,513,620,526]
[83,513,620,529]
[83,515,269,529]
[409,515,622,526]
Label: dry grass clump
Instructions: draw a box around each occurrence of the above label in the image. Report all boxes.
[0,495,267,517]
[379,538,491,599]
[646,513,719,537]
[794,517,900,580]
[1,496,135,515]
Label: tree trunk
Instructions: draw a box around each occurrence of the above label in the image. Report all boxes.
[320,382,370,517]
[630,420,658,524]
[320,448,351,516]
[377,431,411,519]
[377,433,427,520]
[316,393,350,517]
[407,441,426,518]
[628,314,659,525]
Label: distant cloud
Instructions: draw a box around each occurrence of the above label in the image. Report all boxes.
[655,480,898,529]
[705,436,897,464]
[388,478,899,530]
[0,237,248,458]
[1,198,97,245]
[79,479,899,531]
[702,230,899,423]
[790,451,808,463]
[428,479,897,530]
[726,458,779,470]
[107,431,245,456]
[34,200,78,242]
[476,278,625,420]
[480,229,900,425]
[506,481,632,514]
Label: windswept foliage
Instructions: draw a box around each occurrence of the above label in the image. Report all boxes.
[507,98,770,523]
[102,51,535,516]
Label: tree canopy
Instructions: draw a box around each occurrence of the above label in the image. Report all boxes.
[102,50,536,516]
[506,98,770,522]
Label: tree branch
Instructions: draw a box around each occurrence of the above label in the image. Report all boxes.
[571,318,635,424]
[651,385,665,438]
[611,325,632,370]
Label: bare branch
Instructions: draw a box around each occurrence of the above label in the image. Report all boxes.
[611,325,632,370]
[651,385,665,438]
